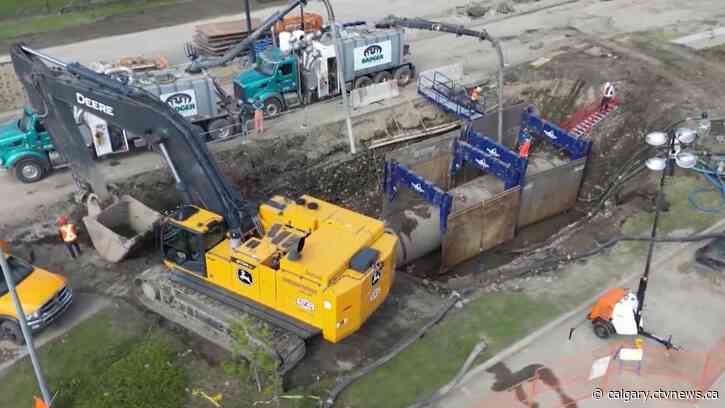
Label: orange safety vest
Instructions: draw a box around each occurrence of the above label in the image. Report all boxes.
[519,140,531,158]
[34,397,49,408]
[59,224,78,243]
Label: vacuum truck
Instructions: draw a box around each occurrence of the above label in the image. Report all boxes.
[234,24,415,116]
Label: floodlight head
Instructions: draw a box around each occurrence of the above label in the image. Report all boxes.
[675,127,697,145]
[646,131,668,147]
[645,156,668,171]
[674,151,697,169]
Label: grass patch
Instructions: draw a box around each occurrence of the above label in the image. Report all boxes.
[59,335,187,408]
[0,1,68,20]
[0,0,178,41]
[622,175,723,236]
[0,307,187,408]
[338,292,564,408]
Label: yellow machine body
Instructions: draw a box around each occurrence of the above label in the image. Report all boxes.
[164,195,398,343]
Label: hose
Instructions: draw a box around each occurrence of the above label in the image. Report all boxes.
[688,161,725,213]
[323,291,469,408]
[408,339,488,408]
[494,231,725,283]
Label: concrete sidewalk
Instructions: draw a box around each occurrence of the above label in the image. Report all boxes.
[433,219,725,408]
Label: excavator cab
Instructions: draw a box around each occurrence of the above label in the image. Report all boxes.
[161,206,226,277]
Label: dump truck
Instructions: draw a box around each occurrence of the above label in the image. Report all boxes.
[11,44,398,372]
[234,25,414,116]
[1,240,74,345]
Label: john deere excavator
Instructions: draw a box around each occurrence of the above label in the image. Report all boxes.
[11,44,398,372]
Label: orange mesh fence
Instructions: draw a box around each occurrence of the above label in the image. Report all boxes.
[478,337,725,407]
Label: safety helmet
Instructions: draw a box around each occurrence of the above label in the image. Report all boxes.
[475,86,482,92]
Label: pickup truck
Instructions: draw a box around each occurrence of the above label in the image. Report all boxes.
[1,241,73,344]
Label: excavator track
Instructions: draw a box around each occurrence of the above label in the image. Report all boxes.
[134,266,307,374]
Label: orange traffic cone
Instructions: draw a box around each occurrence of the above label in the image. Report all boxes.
[34,397,49,408]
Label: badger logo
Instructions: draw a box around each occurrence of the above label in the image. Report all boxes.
[362,44,385,64]
[163,92,197,116]
[364,45,383,57]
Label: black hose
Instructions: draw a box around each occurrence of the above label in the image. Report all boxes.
[323,291,470,408]
[495,232,725,282]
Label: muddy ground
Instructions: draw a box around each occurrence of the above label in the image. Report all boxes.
[4,34,725,406]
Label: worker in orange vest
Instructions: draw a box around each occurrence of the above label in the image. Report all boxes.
[518,138,532,158]
[58,216,81,259]
[600,82,616,112]
[253,102,265,134]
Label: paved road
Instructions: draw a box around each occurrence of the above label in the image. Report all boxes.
[435,222,725,408]
[2,0,724,230]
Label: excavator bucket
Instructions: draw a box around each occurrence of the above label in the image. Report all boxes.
[83,195,161,263]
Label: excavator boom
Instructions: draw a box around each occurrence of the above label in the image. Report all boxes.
[11,45,251,233]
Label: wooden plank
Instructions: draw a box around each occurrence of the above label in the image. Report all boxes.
[195,18,262,38]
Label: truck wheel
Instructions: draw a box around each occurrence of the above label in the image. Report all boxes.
[592,318,615,339]
[1,320,24,345]
[207,118,235,140]
[354,76,373,89]
[263,98,283,117]
[13,157,48,183]
[374,71,393,83]
[394,66,413,87]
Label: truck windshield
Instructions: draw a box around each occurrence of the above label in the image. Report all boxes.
[0,256,34,297]
[255,57,276,76]
[17,112,31,133]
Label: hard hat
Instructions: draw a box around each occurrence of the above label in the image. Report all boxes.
[475,86,482,92]
[57,216,68,225]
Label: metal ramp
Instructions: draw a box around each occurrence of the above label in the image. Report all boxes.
[417,70,484,121]
[561,97,620,137]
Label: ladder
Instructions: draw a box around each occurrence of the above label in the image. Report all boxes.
[564,97,620,137]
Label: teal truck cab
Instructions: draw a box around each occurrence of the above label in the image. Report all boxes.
[234,26,413,117]
[0,108,55,183]
[235,48,300,117]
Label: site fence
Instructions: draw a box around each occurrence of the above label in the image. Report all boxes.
[480,337,725,407]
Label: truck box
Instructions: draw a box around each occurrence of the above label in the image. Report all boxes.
[339,28,407,81]
[137,74,225,124]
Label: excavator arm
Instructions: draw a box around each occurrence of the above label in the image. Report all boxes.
[10,44,252,233]
[376,15,491,40]
[375,15,505,144]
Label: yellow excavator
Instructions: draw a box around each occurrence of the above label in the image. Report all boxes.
[10,45,398,371]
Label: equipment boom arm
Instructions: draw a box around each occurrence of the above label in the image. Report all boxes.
[187,0,308,73]
[376,15,490,40]
[10,45,251,232]
[375,15,505,144]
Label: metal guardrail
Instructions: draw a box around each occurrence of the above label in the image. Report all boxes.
[518,107,592,161]
[417,70,484,121]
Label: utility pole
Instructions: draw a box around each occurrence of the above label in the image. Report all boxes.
[320,0,356,154]
[0,251,52,405]
[244,0,255,62]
